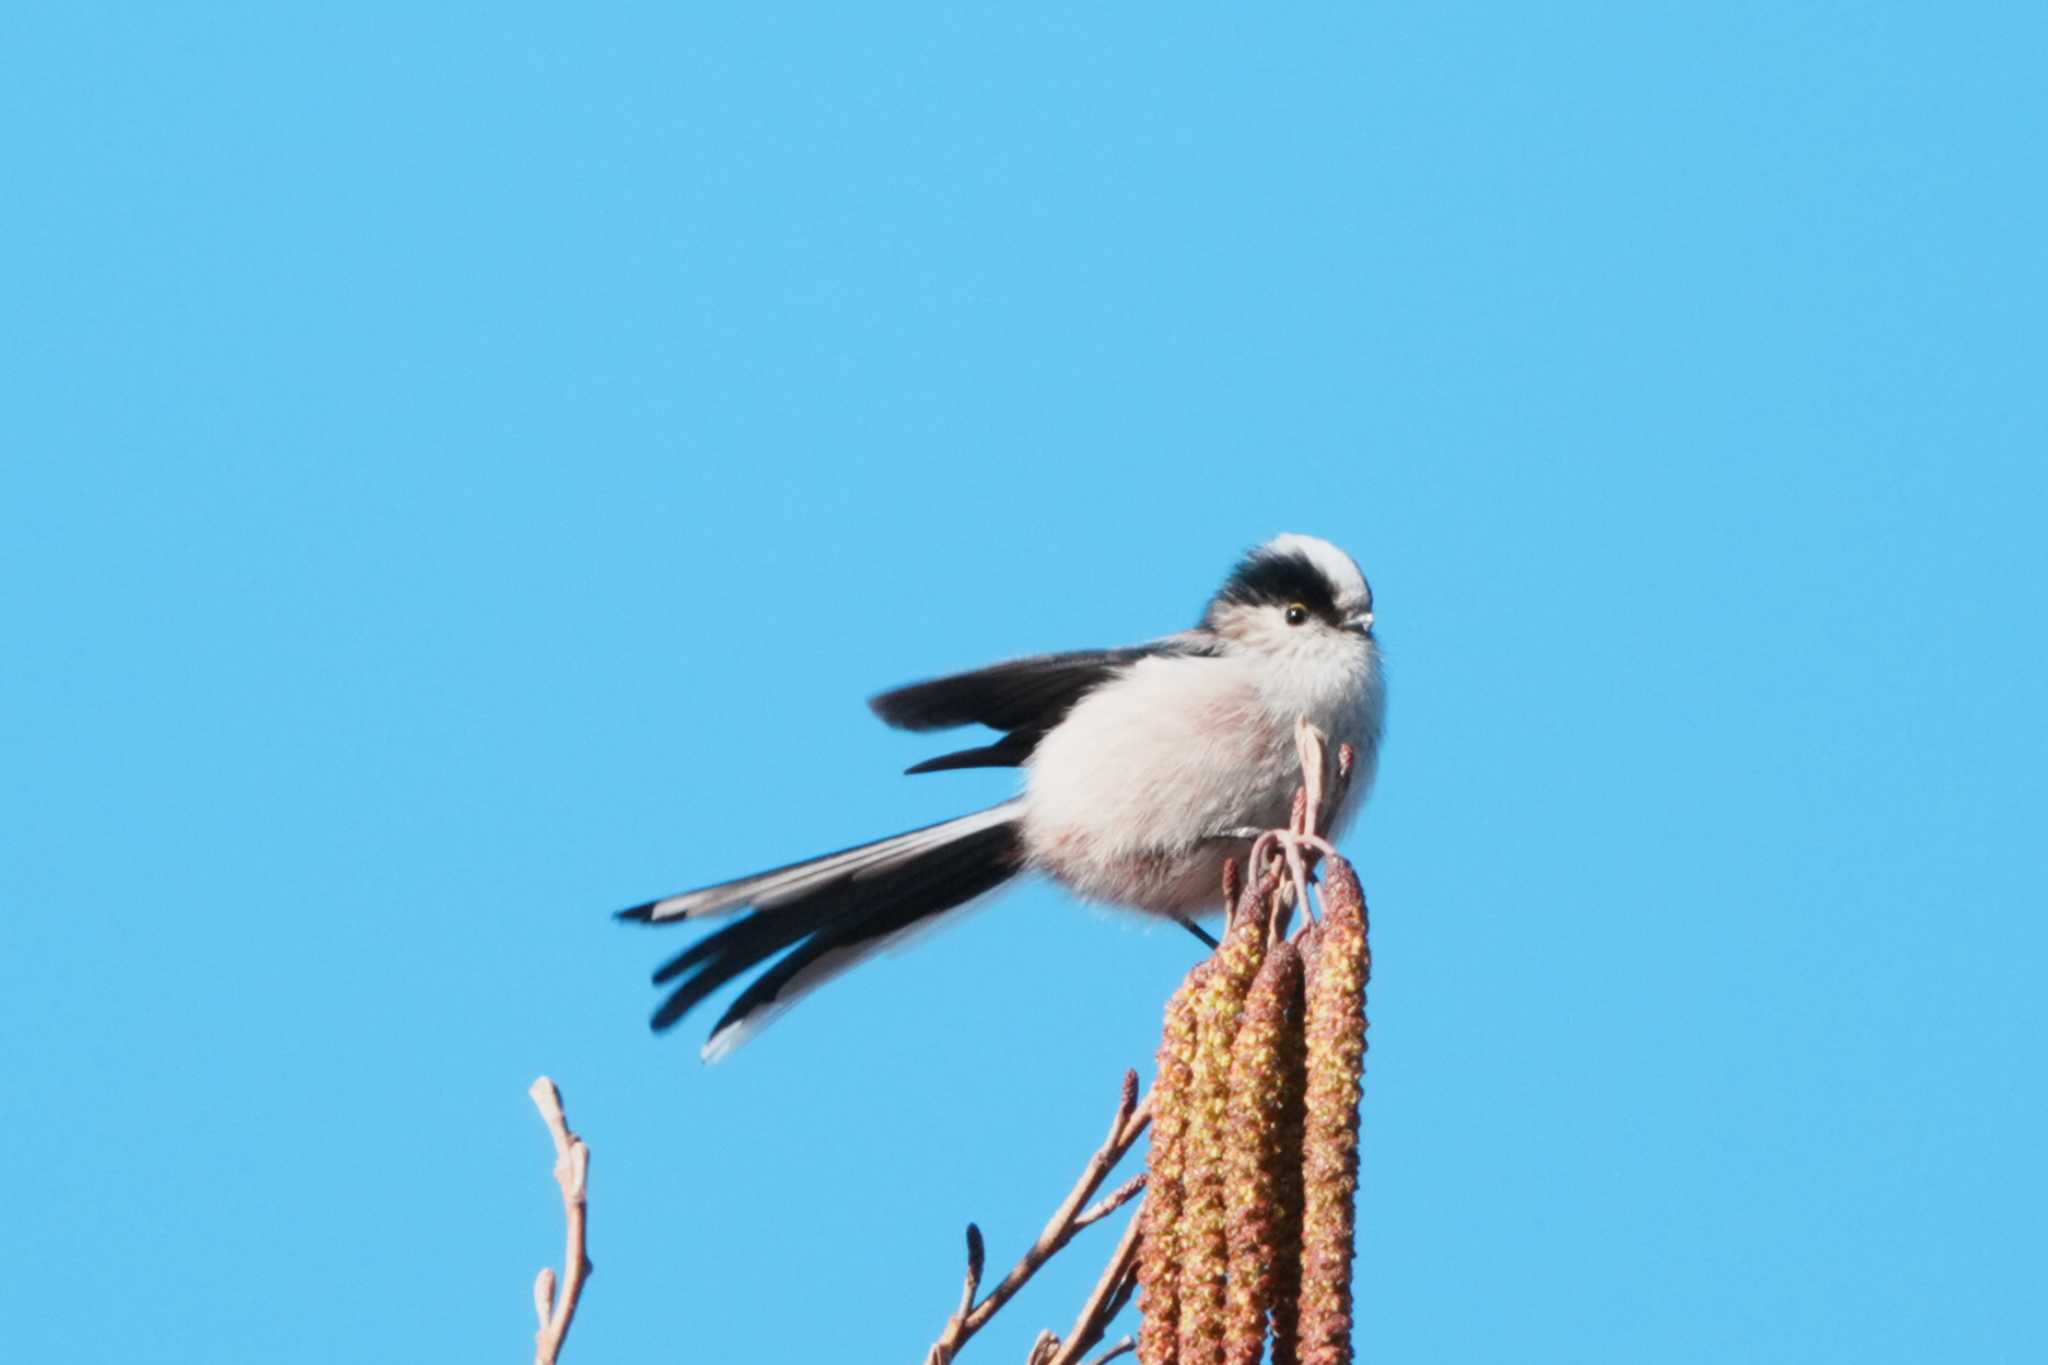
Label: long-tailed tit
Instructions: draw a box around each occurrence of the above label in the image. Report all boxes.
[620,533,1385,1061]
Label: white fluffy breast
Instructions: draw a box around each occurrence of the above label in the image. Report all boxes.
[1017,642,1383,914]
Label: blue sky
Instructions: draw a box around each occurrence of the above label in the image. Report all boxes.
[4,5,2043,1361]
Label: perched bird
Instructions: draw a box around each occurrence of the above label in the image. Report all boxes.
[620,533,1386,1061]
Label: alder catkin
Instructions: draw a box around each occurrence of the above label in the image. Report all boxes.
[1265,928,1311,1365]
[1223,938,1305,1365]
[1176,879,1272,1365]
[1137,961,1208,1365]
[1296,857,1370,1365]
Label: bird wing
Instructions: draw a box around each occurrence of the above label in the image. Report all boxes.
[868,633,1216,773]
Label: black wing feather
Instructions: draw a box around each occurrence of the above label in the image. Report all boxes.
[869,647,1152,733]
[901,733,1039,775]
[869,635,1213,773]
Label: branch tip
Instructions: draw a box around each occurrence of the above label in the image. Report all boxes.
[528,1077,592,1365]
[1076,1172,1147,1229]
[1086,1338,1137,1365]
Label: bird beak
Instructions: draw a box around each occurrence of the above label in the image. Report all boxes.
[1347,613,1375,637]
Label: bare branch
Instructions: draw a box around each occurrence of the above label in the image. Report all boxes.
[1050,1192,1147,1365]
[528,1077,592,1365]
[927,1072,1154,1365]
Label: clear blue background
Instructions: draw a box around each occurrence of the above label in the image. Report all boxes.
[5,5,2042,1361]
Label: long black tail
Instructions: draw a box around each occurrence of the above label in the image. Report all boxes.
[618,804,1024,1061]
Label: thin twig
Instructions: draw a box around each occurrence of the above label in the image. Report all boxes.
[528,1077,592,1365]
[1085,1338,1137,1365]
[967,1074,1148,1331]
[926,1073,1153,1365]
[1295,716,1328,839]
[1075,1174,1147,1230]
[1048,1194,1147,1365]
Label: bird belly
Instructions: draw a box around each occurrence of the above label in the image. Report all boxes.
[1029,833,1242,916]
[1017,655,1338,916]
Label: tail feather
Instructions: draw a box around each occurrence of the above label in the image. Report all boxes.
[698,826,1021,1061]
[618,804,1018,923]
[624,804,1025,1057]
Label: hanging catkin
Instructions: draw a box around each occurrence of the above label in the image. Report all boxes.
[1136,960,1208,1365]
[1137,839,1370,1365]
[1175,881,1271,1365]
[1223,937,1305,1365]
[1295,859,1369,1365]
[1265,929,1311,1365]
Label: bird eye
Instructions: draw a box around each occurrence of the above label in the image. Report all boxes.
[1285,603,1309,626]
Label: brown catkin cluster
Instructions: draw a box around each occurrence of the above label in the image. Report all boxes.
[1297,859,1370,1365]
[1176,884,1271,1365]
[1139,853,1370,1365]
[1137,963,1208,1365]
[1265,955,1310,1365]
[1223,940,1304,1365]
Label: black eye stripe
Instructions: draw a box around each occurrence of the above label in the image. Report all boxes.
[1207,548,1343,622]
